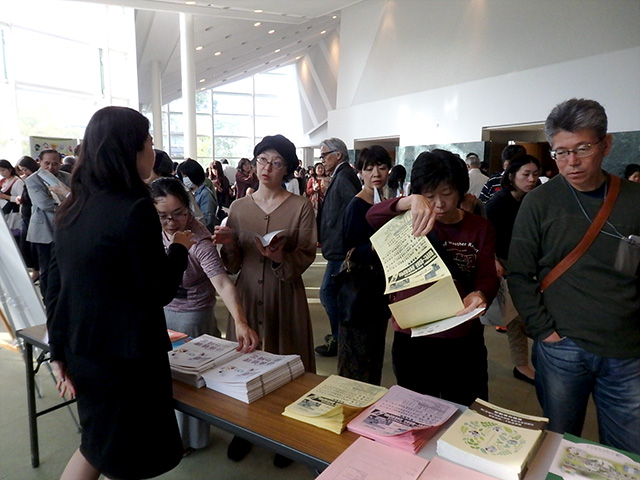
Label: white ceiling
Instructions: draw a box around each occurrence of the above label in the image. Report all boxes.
[72,0,362,107]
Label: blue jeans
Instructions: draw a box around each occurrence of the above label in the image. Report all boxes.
[533,337,640,454]
[320,260,342,340]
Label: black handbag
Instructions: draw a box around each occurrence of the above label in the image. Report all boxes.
[334,248,387,326]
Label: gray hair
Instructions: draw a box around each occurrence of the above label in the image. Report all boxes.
[320,137,349,162]
[545,98,608,144]
[465,154,480,168]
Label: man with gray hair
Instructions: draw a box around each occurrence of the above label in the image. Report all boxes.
[316,138,361,356]
[508,98,640,454]
[465,152,488,198]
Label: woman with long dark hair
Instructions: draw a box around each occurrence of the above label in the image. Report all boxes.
[0,159,25,242]
[485,154,541,384]
[47,106,194,480]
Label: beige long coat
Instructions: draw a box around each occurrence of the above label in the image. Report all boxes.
[221,193,317,372]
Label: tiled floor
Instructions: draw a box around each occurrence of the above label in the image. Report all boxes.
[0,251,598,480]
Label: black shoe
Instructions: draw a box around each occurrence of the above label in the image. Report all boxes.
[323,333,333,343]
[227,436,252,462]
[513,367,535,385]
[315,337,337,357]
[274,454,294,468]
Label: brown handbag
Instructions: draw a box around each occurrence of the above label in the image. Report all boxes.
[539,175,621,293]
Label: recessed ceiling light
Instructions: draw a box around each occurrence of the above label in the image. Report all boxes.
[254,9,263,13]
[332,15,338,19]
[321,30,327,34]
[199,78,205,83]
[214,51,221,56]
[268,29,275,34]
[254,22,261,27]
[274,49,280,53]
[295,56,302,60]
[200,87,206,91]
[195,46,203,51]
[185,1,196,4]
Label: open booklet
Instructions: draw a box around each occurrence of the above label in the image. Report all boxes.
[370,211,483,333]
[253,229,285,247]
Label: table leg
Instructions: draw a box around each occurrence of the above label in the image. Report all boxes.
[23,342,40,468]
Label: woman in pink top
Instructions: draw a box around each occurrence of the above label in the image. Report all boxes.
[150,177,259,453]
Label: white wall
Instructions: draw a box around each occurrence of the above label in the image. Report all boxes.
[330,0,640,146]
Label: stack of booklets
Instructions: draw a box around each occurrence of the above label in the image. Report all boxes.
[200,349,305,403]
[436,398,548,480]
[282,375,388,434]
[545,433,640,480]
[347,385,458,453]
[169,334,242,387]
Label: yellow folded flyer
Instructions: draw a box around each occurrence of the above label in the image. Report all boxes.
[282,375,388,434]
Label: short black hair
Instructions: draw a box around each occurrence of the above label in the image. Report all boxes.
[356,145,393,172]
[501,145,526,163]
[177,158,205,186]
[153,149,174,177]
[410,149,469,199]
[38,149,63,161]
[150,176,191,208]
[624,163,640,180]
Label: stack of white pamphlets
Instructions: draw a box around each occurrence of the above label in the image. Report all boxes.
[169,334,242,388]
[200,350,305,403]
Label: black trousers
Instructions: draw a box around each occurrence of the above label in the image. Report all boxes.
[392,326,488,406]
[34,242,52,303]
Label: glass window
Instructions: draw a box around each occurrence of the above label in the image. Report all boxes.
[13,28,101,94]
[196,113,212,136]
[214,77,253,94]
[196,91,211,113]
[169,97,184,113]
[214,136,254,160]
[255,116,287,138]
[255,72,288,95]
[170,134,184,158]
[213,93,253,115]
[214,114,253,137]
[197,135,212,159]
[169,113,183,133]
[254,95,279,116]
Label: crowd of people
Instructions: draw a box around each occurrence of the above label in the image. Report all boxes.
[2,96,638,480]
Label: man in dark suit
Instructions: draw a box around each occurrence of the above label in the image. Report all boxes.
[25,150,71,303]
[316,138,361,356]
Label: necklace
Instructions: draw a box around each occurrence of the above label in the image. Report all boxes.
[565,176,624,241]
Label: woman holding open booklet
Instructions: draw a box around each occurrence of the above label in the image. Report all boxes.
[213,134,317,466]
[366,149,498,406]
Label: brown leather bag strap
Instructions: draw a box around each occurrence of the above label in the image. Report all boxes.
[539,175,621,293]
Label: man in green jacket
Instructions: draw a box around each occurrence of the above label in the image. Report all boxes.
[508,98,640,455]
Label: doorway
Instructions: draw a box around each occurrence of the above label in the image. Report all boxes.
[482,123,556,177]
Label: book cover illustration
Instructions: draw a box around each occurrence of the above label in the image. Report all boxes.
[546,433,640,480]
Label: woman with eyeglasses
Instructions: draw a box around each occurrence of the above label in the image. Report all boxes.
[150,176,259,454]
[213,134,317,465]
